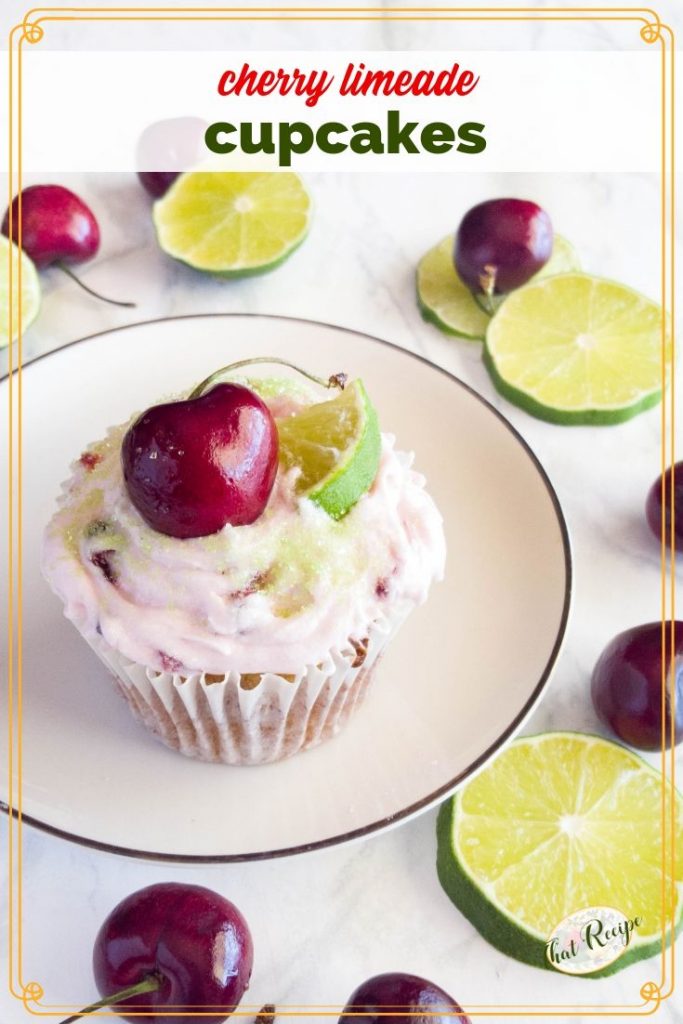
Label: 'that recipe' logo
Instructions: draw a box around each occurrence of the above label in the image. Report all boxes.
[546,906,643,975]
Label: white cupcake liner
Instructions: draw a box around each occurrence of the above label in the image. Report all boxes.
[86,607,409,765]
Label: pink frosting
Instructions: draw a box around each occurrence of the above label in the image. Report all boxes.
[42,390,446,675]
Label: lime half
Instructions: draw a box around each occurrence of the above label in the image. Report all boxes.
[153,171,311,277]
[417,234,579,342]
[484,272,670,424]
[437,733,682,977]
[0,236,40,348]
[277,380,381,519]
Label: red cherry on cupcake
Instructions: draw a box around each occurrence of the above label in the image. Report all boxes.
[2,185,134,308]
[86,882,253,1024]
[122,358,347,540]
[122,382,279,538]
[339,972,470,1024]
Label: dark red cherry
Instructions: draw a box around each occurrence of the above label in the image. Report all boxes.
[136,117,207,197]
[338,972,470,1024]
[454,198,553,295]
[92,882,253,1024]
[645,462,683,550]
[591,621,683,750]
[138,171,180,198]
[121,382,278,538]
[122,385,278,540]
[120,356,348,540]
[2,184,99,268]
[2,185,134,308]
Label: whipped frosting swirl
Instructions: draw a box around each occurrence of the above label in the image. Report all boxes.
[42,386,446,674]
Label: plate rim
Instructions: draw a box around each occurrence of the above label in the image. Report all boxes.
[2,312,573,862]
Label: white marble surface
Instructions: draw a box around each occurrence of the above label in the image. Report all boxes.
[2,2,683,1020]
[3,0,683,51]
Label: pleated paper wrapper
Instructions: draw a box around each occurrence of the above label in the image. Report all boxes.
[86,607,409,765]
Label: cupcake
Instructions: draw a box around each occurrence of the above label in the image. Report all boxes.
[42,358,446,765]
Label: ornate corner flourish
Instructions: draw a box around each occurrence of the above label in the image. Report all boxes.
[640,15,663,43]
[21,981,45,1010]
[640,980,663,1011]
[19,15,44,43]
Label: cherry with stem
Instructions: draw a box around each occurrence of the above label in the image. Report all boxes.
[189,356,348,400]
[55,262,135,309]
[59,976,160,1024]
[122,357,348,540]
[454,197,553,308]
[2,184,135,309]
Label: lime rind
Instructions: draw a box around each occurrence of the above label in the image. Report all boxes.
[205,233,310,279]
[1,236,41,348]
[416,235,489,341]
[484,272,670,425]
[153,171,312,277]
[277,380,381,519]
[309,385,381,518]
[436,732,683,978]
[483,346,664,426]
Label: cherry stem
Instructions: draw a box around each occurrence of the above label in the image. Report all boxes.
[255,1005,276,1024]
[477,264,499,317]
[58,975,160,1024]
[189,357,348,400]
[56,262,136,309]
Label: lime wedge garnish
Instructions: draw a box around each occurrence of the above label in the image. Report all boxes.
[153,171,311,277]
[484,272,670,424]
[437,733,683,977]
[417,233,579,341]
[277,380,381,519]
[0,236,40,348]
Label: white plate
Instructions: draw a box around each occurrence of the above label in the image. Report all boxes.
[1,315,571,861]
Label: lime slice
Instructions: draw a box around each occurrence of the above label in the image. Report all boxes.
[417,235,490,340]
[532,234,579,280]
[277,380,381,519]
[484,272,670,424]
[437,733,683,977]
[417,234,579,341]
[153,171,311,277]
[0,236,40,348]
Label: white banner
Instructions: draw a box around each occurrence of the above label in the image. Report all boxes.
[4,50,660,172]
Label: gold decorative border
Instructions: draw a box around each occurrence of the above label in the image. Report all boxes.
[5,5,677,1017]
